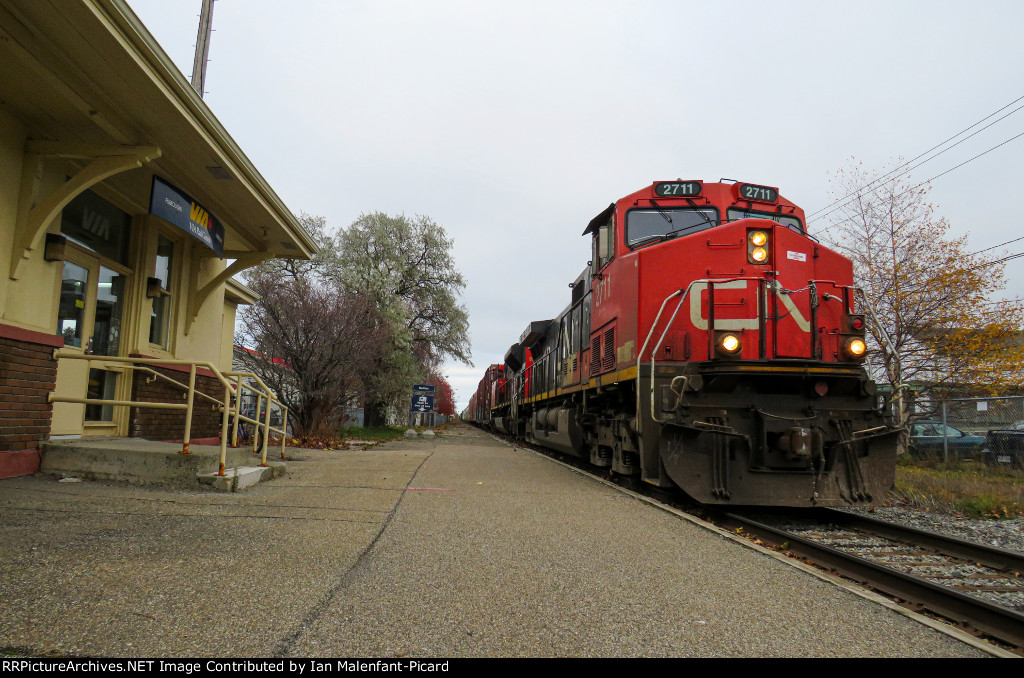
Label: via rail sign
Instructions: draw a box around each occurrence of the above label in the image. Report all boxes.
[410,393,435,413]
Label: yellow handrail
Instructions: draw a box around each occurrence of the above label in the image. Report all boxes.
[50,351,290,476]
[225,371,289,465]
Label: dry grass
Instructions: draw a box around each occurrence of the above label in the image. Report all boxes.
[890,458,1024,518]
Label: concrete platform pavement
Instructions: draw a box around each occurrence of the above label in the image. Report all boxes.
[0,423,1000,658]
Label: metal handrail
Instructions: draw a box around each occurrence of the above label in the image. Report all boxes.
[49,351,289,476]
[636,276,866,427]
[127,364,224,408]
[224,371,289,467]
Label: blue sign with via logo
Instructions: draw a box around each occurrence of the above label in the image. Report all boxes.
[149,176,225,257]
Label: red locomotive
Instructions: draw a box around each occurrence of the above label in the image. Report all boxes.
[465,180,896,506]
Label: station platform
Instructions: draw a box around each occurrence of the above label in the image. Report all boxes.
[0,422,1003,657]
[38,436,285,490]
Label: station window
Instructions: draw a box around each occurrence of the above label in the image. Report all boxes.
[57,262,89,347]
[148,235,175,348]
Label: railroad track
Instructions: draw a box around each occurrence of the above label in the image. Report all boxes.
[711,508,1024,651]
[488,428,1024,651]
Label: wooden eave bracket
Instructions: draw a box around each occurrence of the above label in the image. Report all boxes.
[184,251,272,335]
[10,141,162,280]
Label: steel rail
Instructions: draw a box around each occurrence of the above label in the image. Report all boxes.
[816,508,1024,573]
[714,509,1024,650]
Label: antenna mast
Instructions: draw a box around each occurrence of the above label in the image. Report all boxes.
[190,0,215,97]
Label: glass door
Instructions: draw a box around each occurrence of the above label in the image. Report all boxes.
[52,249,131,435]
[85,265,127,423]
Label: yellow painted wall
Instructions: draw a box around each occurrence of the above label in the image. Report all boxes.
[221,300,238,373]
[0,119,237,434]
[170,243,228,368]
[0,109,63,335]
[0,108,24,319]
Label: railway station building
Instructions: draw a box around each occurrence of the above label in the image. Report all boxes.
[0,0,316,476]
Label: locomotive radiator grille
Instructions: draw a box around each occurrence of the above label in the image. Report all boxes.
[602,327,615,372]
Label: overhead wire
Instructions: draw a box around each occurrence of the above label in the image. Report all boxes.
[812,128,1024,240]
[807,93,1024,224]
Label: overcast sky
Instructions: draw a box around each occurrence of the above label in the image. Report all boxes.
[125,0,1024,411]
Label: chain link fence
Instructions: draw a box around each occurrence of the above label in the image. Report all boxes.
[912,395,1024,468]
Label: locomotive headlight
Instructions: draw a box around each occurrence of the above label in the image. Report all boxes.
[747,230,770,264]
[716,332,742,357]
[844,337,867,360]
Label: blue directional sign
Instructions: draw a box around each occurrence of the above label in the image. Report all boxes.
[413,384,436,393]
[410,394,435,413]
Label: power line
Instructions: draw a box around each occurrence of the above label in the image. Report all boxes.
[814,128,1024,239]
[972,235,1024,256]
[811,107,1024,226]
[808,93,1024,223]
[965,250,1024,273]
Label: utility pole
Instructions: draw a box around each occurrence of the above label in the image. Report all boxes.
[190,0,216,98]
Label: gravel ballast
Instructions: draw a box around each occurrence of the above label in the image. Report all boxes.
[842,506,1024,554]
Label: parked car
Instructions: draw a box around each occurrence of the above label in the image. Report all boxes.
[980,420,1024,469]
[908,421,985,460]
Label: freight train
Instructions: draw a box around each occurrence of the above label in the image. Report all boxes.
[464,179,897,506]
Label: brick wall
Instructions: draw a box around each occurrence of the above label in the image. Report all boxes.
[0,332,58,453]
[128,364,226,441]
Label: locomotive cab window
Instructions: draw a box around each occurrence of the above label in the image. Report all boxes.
[593,214,615,270]
[625,207,719,248]
[726,208,803,234]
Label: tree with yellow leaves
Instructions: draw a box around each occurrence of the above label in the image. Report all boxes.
[824,160,1024,447]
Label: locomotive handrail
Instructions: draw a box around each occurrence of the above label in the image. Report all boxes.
[638,277,766,426]
[639,284,691,425]
[637,276,863,427]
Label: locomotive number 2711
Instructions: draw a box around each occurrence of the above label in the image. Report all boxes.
[654,181,701,197]
[739,184,778,202]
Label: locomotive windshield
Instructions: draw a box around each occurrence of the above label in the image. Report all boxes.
[625,206,719,248]
[726,208,803,234]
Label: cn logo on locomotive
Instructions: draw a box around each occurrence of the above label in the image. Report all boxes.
[689,280,811,332]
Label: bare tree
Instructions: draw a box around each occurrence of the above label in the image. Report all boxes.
[825,160,1024,447]
[236,214,387,438]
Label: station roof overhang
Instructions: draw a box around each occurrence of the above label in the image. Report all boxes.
[0,0,318,261]
[225,278,258,307]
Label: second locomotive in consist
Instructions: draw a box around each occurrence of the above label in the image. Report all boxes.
[466,179,896,507]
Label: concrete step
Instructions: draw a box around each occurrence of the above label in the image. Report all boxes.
[197,462,286,491]
[39,437,282,489]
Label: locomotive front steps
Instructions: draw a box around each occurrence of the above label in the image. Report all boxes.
[39,436,286,491]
